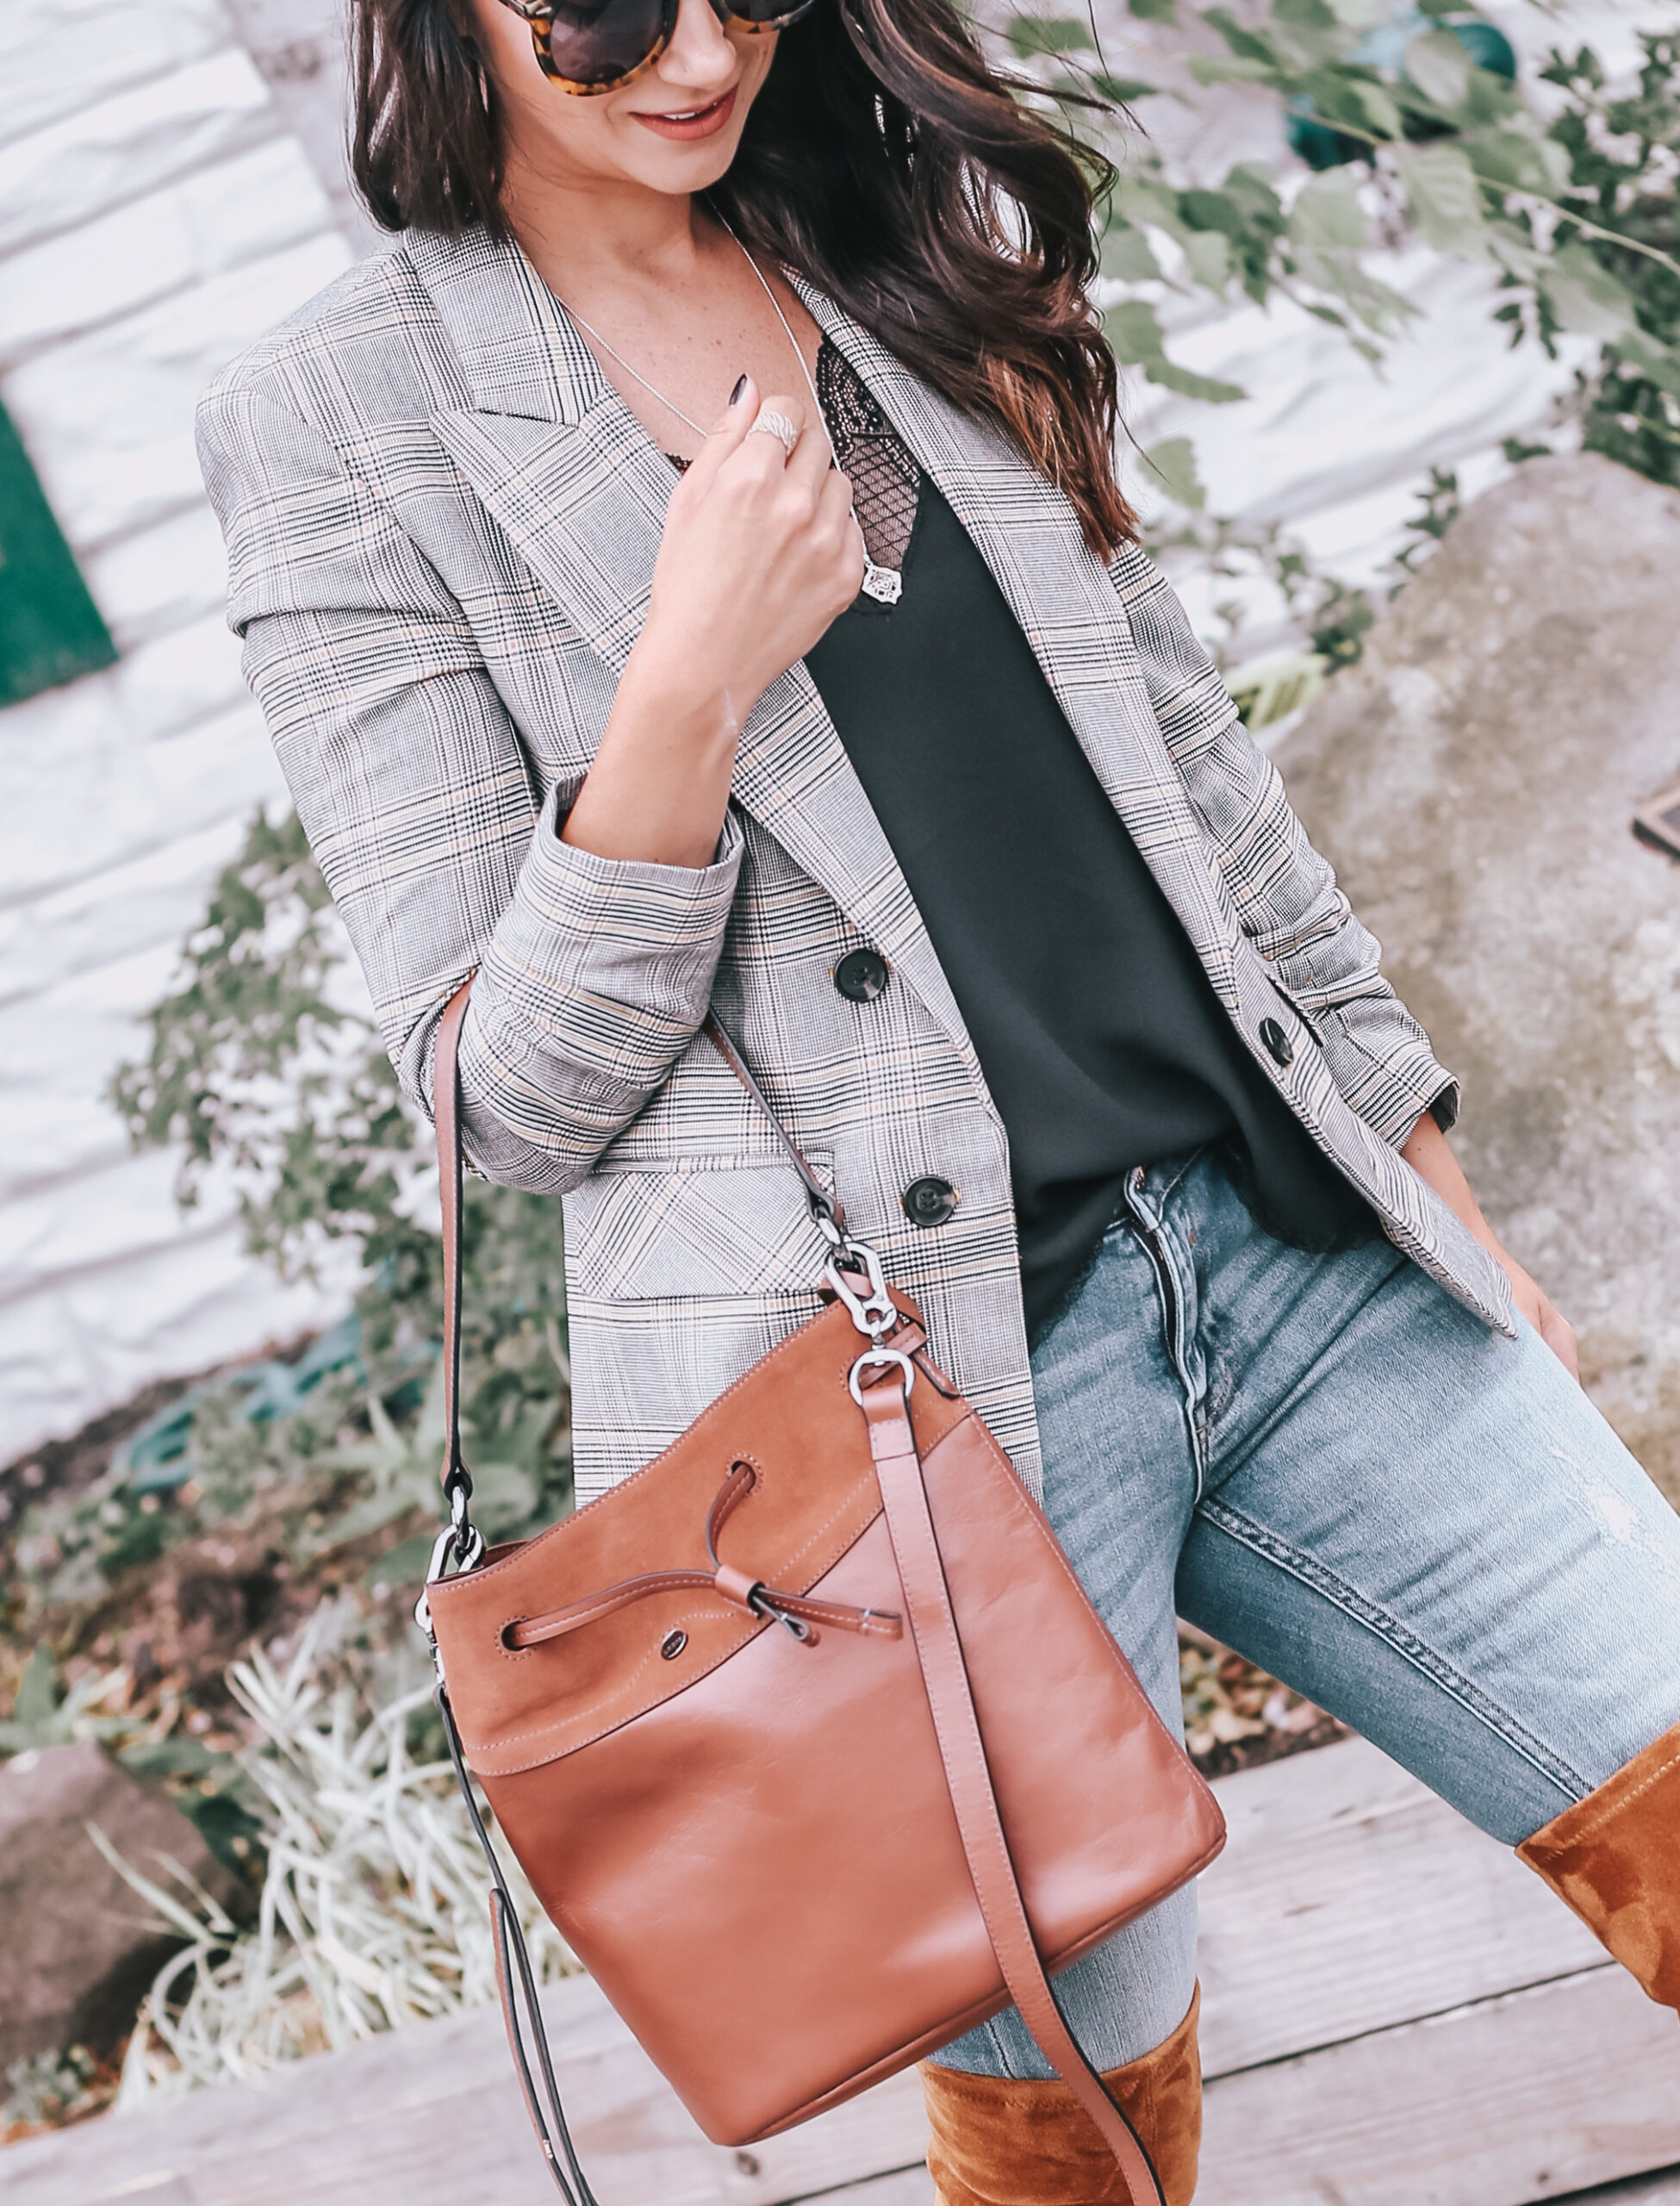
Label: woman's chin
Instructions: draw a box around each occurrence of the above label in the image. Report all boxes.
[615,123,750,193]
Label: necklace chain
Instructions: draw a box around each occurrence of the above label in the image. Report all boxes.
[558,221,903,606]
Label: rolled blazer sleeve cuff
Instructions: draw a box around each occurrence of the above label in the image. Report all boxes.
[1320,996,1461,1146]
[470,787,744,1113]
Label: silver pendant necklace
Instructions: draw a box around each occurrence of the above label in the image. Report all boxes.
[559,222,904,608]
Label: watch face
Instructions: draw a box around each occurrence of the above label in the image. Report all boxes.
[1634,781,1680,861]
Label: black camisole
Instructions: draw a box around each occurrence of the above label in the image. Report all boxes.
[680,344,1375,1340]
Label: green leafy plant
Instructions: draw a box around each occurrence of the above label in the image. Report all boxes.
[998,0,1680,534]
[107,813,573,1574]
[104,1608,576,2103]
[1528,34,1680,486]
[0,1647,128,1754]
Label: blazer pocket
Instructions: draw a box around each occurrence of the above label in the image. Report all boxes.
[563,1153,835,1301]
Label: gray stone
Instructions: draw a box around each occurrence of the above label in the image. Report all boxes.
[0,1737,246,2072]
[1275,453,1680,1504]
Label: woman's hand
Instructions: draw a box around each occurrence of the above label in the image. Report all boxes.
[560,377,864,869]
[1399,1110,1580,1380]
[642,377,865,712]
[1496,1252,1580,1377]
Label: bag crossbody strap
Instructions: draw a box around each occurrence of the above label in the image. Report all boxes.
[426,982,1162,2206]
[701,1010,844,1229]
[431,985,843,1507]
[858,1374,1164,2205]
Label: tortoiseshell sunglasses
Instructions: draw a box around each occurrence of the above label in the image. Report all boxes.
[496,0,817,95]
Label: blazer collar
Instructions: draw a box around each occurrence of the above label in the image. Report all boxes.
[405,225,604,424]
[408,225,1235,1033]
[408,226,988,1081]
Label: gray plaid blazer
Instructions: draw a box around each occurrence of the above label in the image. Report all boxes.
[198,224,1513,1507]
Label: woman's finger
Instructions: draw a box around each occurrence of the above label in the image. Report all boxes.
[1540,1298,1581,1382]
[681,372,758,489]
[782,396,835,490]
[737,391,807,474]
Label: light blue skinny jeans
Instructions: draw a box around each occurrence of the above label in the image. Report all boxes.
[934,1144,1680,2078]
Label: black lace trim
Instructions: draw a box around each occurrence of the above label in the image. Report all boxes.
[667,340,921,576]
[817,341,920,575]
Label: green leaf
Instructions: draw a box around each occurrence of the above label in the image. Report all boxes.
[1105,300,1248,401]
[120,1736,223,1780]
[1397,141,1490,255]
[1272,0,1342,36]
[1104,297,1176,364]
[1101,221,1165,284]
[1202,9,1277,65]
[1467,128,1570,195]
[1617,329,1680,402]
[362,1532,439,1590]
[1179,189,1248,239]
[1348,79,1403,140]
[1289,171,1368,251]
[1127,0,1180,22]
[1222,165,1287,227]
[11,1647,59,1731]
[1188,53,1275,82]
[1142,437,1206,509]
[464,1458,541,1538]
[1405,29,1472,110]
[1092,74,1163,104]
[1293,246,1412,334]
[1182,230,1234,290]
[1540,240,1638,340]
[1007,16,1093,58]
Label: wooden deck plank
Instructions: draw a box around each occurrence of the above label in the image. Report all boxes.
[1197,1736,1604,2076]
[0,1977,928,2206]
[803,2170,932,2203]
[4,1737,1672,2206]
[1198,1968,1680,2206]
[1555,2173,1680,2203]
[813,2154,1680,2206]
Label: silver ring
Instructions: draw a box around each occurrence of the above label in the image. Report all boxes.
[748,407,800,461]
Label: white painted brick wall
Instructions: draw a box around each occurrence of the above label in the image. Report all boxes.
[1,0,357,1463]
[0,0,1650,1461]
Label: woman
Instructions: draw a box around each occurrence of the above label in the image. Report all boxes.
[198,0,1680,2193]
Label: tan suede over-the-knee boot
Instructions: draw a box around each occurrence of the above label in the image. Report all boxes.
[920,1985,1202,2206]
[1518,1717,1680,2010]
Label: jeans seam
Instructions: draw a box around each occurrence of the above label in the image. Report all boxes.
[1120,1178,1208,1505]
[1195,1493,1593,1800]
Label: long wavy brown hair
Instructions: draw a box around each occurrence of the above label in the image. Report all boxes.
[352,0,1136,552]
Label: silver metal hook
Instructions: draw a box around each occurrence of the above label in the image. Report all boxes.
[824,1237,897,1342]
[847,1343,917,1406]
[414,1515,487,1671]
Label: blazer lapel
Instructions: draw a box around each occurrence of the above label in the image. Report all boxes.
[408,228,988,1089]
[790,281,1242,1011]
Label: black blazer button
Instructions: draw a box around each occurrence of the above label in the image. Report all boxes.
[834,948,889,1003]
[903,1176,959,1228]
[1259,1015,1295,1067]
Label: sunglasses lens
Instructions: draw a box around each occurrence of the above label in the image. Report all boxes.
[541,0,673,86]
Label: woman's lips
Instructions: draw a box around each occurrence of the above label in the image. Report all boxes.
[632,86,737,139]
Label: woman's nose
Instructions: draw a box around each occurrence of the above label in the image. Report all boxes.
[657,0,740,85]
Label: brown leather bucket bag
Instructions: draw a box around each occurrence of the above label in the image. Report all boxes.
[417,983,1225,2206]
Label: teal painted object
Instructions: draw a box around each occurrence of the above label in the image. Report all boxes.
[1286,11,1517,171]
[0,400,117,707]
[118,1312,369,1491]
